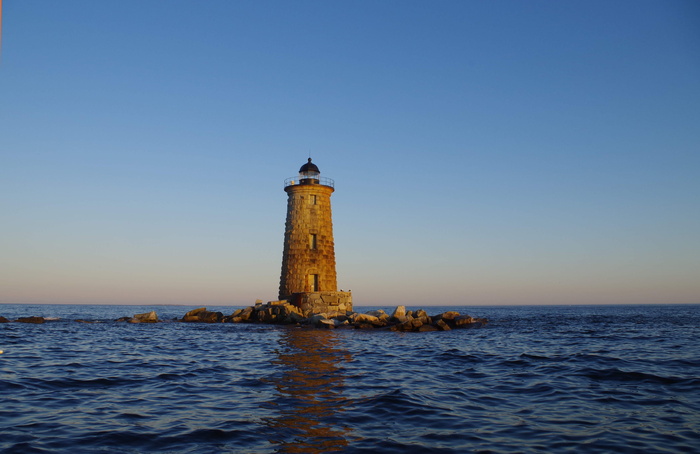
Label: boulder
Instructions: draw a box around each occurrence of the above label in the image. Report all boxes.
[256,307,273,323]
[454,315,474,327]
[182,307,206,322]
[0,316,10,323]
[365,310,387,318]
[440,311,461,320]
[130,311,158,323]
[317,319,336,329]
[435,319,451,331]
[415,309,428,319]
[371,317,389,327]
[282,303,303,316]
[182,308,222,323]
[284,312,306,324]
[411,318,424,329]
[16,316,45,324]
[238,306,254,322]
[390,305,406,320]
[393,320,414,332]
[199,311,223,323]
[310,313,329,325]
[354,313,379,324]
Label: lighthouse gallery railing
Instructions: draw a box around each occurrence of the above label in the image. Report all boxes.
[284,176,335,188]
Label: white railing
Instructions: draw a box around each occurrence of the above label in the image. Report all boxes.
[284,176,335,188]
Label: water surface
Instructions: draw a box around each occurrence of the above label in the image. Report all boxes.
[1,304,699,453]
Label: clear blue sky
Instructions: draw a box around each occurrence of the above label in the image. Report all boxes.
[1,0,699,306]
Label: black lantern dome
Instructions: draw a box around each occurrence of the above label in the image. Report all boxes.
[299,158,320,176]
[284,158,333,188]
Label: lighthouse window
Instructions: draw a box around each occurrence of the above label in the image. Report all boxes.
[309,234,317,250]
[311,195,317,205]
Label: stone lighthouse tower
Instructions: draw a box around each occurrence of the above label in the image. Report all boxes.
[279,158,352,316]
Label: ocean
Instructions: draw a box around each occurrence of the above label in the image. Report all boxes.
[1,303,698,453]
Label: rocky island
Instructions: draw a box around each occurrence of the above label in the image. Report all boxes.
[1,303,486,332]
[180,301,487,332]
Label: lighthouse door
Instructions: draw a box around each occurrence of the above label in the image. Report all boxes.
[307,274,319,292]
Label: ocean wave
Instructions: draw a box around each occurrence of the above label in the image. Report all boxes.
[579,367,696,386]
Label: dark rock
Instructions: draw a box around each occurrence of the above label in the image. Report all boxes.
[393,320,414,332]
[16,316,45,324]
[309,313,328,325]
[415,309,428,319]
[257,307,274,323]
[200,311,223,323]
[440,311,461,320]
[115,316,131,322]
[355,323,375,330]
[182,307,206,322]
[334,322,354,329]
[435,319,451,331]
[365,309,387,318]
[284,312,306,324]
[332,318,349,327]
[454,315,474,327]
[182,308,222,323]
[0,316,10,323]
[222,310,249,323]
[317,319,335,329]
[353,313,379,324]
[238,307,254,322]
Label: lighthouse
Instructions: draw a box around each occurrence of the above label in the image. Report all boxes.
[279,158,352,316]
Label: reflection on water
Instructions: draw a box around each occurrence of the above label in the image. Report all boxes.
[265,328,354,453]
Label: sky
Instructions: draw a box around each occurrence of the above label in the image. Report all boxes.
[1,0,699,306]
